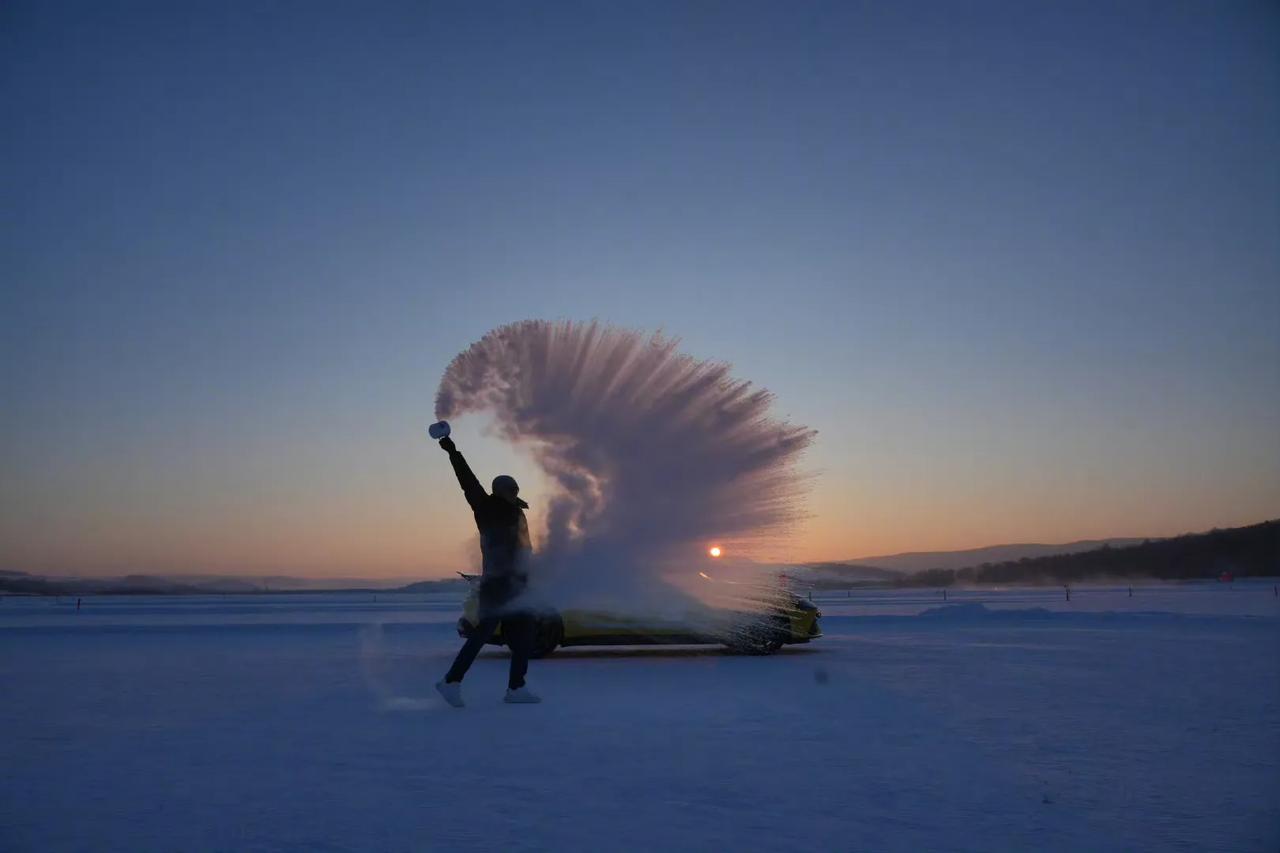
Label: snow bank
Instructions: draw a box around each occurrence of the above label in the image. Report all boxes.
[2,586,1277,852]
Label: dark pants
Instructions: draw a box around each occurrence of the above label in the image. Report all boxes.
[444,611,534,690]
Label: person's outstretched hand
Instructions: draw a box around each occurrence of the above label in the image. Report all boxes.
[438,436,456,453]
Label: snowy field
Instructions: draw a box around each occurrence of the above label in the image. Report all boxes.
[2,582,1278,852]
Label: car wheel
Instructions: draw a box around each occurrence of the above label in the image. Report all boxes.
[528,615,564,659]
[729,619,786,655]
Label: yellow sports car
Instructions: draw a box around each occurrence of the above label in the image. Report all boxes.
[455,575,822,657]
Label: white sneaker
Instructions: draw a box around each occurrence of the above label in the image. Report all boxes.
[435,680,464,708]
[504,686,542,704]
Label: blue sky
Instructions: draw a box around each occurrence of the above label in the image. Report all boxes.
[2,1,1277,577]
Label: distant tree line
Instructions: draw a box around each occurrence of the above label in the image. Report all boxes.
[0,570,470,597]
[0,574,198,596]
[0,574,71,596]
[902,519,1279,587]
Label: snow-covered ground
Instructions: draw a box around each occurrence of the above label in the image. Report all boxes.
[2,582,1277,852]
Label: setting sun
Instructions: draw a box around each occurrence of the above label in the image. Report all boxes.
[708,546,722,558]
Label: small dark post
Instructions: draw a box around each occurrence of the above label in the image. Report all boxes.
[1128,586,1132,598]
[76,598,81,611]
[1064,585,1070,602]
[808,590,813,601]
[943,588,948,601]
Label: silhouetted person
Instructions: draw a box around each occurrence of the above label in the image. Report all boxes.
[434,434,540,706]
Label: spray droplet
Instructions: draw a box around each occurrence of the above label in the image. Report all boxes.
[434,320,815,613]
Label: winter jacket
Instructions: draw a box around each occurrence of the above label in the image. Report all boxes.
[446,448,532,598]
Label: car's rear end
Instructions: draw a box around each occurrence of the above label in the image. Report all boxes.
[455,574,504,645]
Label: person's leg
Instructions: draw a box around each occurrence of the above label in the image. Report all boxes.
[444,615,500,683]
[503,612,534,690]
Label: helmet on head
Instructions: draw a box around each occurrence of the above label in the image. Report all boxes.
[491,475,528,508]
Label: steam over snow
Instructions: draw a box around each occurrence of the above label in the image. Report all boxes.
[435,320,816,610]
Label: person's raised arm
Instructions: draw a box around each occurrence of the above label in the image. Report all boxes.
[439,436,486,510]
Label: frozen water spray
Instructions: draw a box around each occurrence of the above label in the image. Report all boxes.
[434,320,816,614]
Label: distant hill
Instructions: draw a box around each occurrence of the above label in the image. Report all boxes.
[393,578,471,594]
[786,562,903,589]
[7,521,1273,596]
[902,520,1278,586]
[0,571,461,596]
[848,538,1151,574]
[160,574,411,591]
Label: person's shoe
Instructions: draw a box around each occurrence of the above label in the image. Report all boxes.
[504,686,542,704]
[435,680,464,708]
